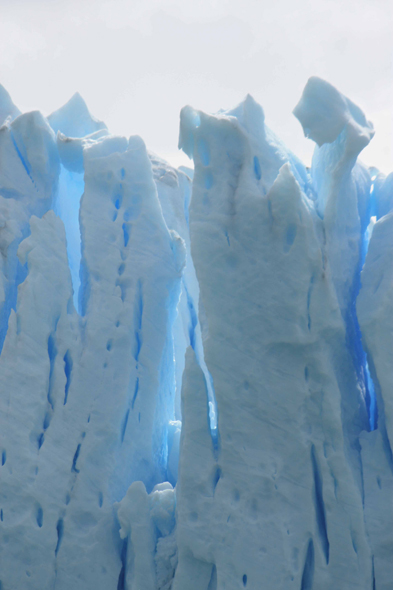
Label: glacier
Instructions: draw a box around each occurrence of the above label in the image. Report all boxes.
[0,77,392,589]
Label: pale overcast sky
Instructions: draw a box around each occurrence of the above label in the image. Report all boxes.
[1,0,392,172]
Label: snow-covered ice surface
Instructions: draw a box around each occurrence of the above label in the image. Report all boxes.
[0,77,392,589]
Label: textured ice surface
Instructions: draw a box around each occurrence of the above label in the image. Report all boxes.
[0,77,392,589]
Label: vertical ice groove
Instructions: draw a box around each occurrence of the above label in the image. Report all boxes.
[52,100,112,311]
[116,539,127,590]
[131,378,140,409]
[120,409,130,444]
[311,444,329,564]
[182,277,217,440]
[351,174,378,431]
[71,443,81,473]
[133,279,143,362]
[9,129,34,184]
[36,505,43,528]
[300,539,315,590]
[306,275,315,330]
[51,99,111,313]
[47,332,57,409]
[208,565,218,590]
[372,557,376,590]
[151,155,219,454]
[55,518,64,556]
[63,349,73,405]
[54,166,85,311]
[183,281,197,350]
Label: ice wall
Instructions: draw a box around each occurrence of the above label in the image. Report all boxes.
[0,96,188,588]
[0,78,392,589]
[173,85,372,589]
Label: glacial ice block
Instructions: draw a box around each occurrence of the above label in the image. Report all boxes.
[54,130,112,306]
[117,481,157,590]
[295,76,374,441]
[0,105,186,588]
[56,129,110,174]
[117,480,177,590]
[358,211,393,590]
[49,96,110,309]
[358,213,393,450]
[179,93,310,199]
[0,111,59,213]
[0,211,78,590]
[0,109,60,351]
[372,172,393,219]
[293,76,374,149]
[360,429,393,590]
[50,134,185,589]
[0,197,28,350]
[48,95,110,309]
[149,152,211,430]
[0,79,392,590]
[173,347,218,590]
[175,93,372,589]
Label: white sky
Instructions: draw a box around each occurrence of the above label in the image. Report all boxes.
[1,0,392,172]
